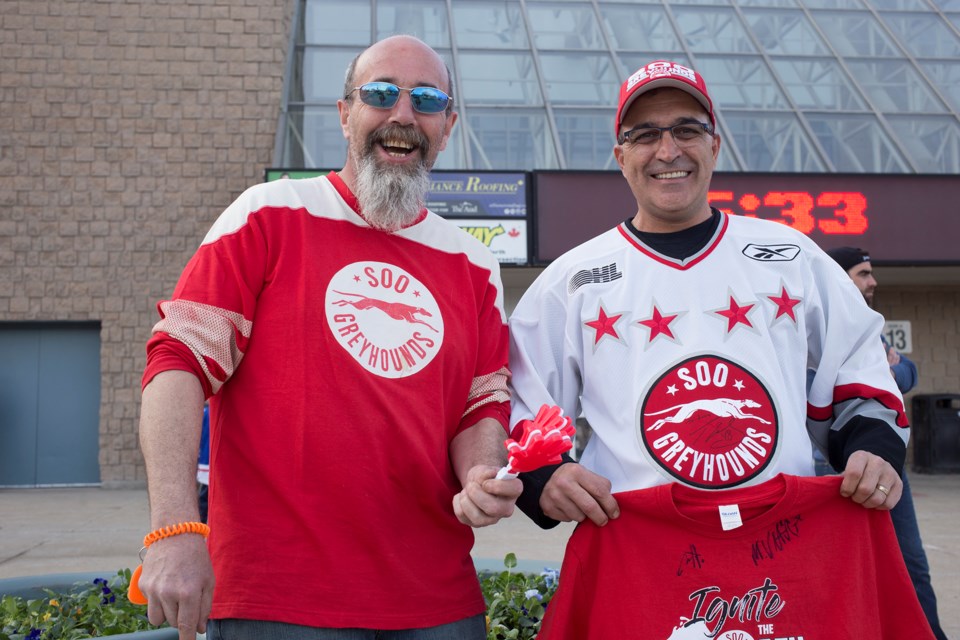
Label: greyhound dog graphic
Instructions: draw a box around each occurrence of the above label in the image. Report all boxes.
[331,290,439,333]
[645,398,771,432]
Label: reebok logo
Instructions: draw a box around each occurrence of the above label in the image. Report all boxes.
[742,244,800,262]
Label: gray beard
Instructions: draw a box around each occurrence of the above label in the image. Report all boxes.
[353,152,431,233]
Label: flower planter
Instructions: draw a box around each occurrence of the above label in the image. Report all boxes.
[0,572,113,600]
[0,571,180,639]
[3,557,550,639]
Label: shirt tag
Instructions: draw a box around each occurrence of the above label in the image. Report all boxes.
[719,504,743,531]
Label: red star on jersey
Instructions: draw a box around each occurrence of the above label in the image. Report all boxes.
[768,286,800,322]
[584,306,623,345]
[715,295,755,332]
[638,306,679,342]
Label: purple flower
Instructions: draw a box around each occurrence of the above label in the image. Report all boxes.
[539,568,559,589]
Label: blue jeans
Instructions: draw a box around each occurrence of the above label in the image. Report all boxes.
[890,474,948,640]
[813,451,947,639]
[812,448,834,478]
[207,615,486,640]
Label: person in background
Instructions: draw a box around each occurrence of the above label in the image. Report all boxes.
[137,35,521,640]
[822,246,947,640]
[196,404,209,524]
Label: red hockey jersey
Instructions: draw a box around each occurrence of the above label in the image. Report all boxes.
[143,173,510,629]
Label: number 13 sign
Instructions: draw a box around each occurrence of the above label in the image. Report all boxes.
[883,320,913,354]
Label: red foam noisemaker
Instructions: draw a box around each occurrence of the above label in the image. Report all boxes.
[496,404,575,479]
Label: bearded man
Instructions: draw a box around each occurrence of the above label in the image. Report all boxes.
[137,35,521,640]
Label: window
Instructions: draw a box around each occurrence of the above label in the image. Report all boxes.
[806,114,910,172]
[722,112,826,172]
[771,57,867,110]
[464,109,559,169]
[275,0,960,174]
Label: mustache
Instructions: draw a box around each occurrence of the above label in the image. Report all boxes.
[364,124,430,156]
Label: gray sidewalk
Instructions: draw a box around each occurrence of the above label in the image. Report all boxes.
[1,473,957,636]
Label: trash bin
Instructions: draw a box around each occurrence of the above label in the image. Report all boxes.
[911,394,960,473]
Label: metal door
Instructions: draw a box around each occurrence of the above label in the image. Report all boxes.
[0,323,101,486]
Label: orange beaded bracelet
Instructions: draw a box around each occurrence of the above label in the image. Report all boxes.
[127,522,210,605]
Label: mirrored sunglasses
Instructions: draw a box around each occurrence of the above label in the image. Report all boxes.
[348,82,451,114]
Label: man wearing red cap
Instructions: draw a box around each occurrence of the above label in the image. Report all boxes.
[508,61,928,636]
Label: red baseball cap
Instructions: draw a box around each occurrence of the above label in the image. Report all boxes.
[615,61,715,135]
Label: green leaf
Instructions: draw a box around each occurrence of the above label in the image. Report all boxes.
[503,553,517,569]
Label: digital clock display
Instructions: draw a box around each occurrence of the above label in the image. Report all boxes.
[535,172,960,265]
[707,189,866,235]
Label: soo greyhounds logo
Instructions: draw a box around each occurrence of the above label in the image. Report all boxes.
[325,261,443,378]
[638,355,778,488]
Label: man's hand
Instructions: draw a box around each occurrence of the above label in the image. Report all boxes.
[839,450,902,510]
[453,464,523,527]
[540,463,620,526]
[139,534,214,640]
[886,347,901,367]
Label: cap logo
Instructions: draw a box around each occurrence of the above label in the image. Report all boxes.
[628,61,697,91]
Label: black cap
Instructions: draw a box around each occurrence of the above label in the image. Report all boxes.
[826,246,870,273]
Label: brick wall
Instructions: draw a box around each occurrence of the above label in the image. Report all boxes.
[1,0,293,486]
[876,285,960,466]
[878,286,960,396]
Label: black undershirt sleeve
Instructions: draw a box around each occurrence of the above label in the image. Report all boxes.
[518,417,908,527]
[515,455,575,529]
[827,415,906,477]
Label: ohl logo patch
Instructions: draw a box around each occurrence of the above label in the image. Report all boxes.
[638,355,779,489]
[325,261,444,379]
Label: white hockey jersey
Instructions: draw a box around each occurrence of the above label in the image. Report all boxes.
[509,213,908,493]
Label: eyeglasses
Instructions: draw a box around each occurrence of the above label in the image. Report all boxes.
[346,82,452,114]
[618,122,713,146]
